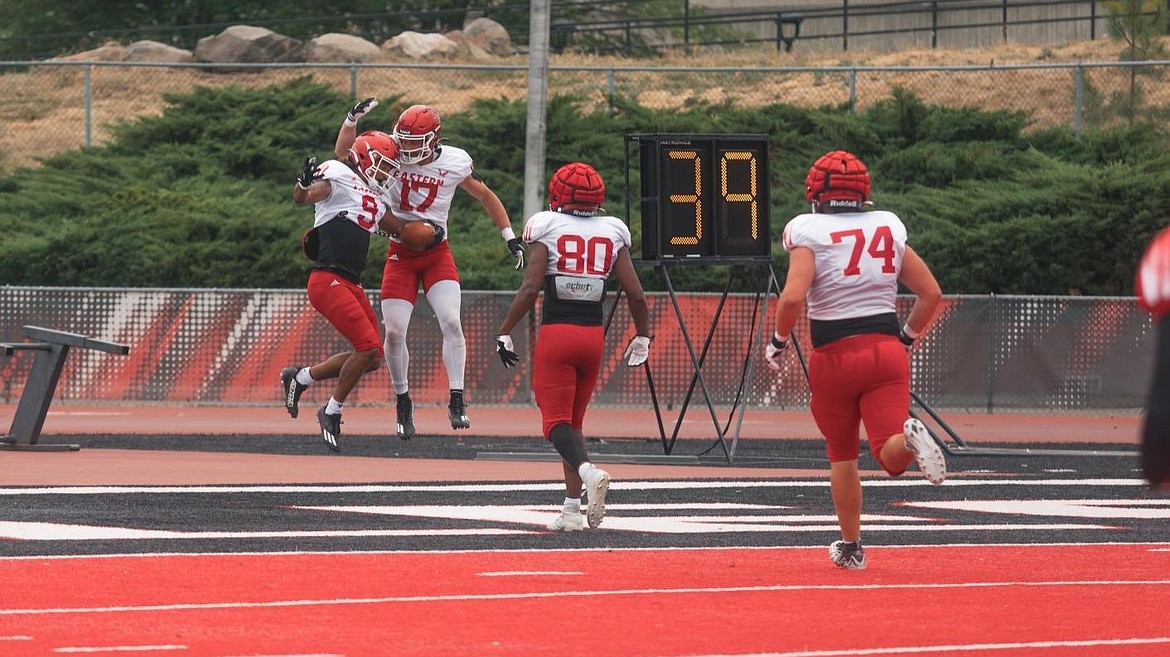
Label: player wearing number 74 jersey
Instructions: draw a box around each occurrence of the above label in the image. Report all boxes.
[765,150,944,570]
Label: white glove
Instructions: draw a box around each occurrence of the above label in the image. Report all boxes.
[764,332,790,371]
[624,335,651,367]
[345,97,379,126]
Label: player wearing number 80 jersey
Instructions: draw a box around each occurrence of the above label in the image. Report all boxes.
[496,162,651,531]
[765,150,944,569]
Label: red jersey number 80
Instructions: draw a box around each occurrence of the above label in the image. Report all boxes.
[556,235,615,276]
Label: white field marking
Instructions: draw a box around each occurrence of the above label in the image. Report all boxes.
[0,478,1147,496]
[53,646,187,653]
[3,542,1168,562]
[478,571,584,577]
[0,522,535,541]
[903,499,1170,519]
[4,580,1169,617]
[221,655,342,657]
[1,635,33,640]
[292,504,1112,534]
[680,637,1170,657]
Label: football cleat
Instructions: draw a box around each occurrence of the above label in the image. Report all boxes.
[584,467,610,529]
[829,540,867,570]
[904,418,946,485]
[547,513,586,532]
[396,394,416,441]
[316,405,341,452]
[280,366,308,419]
[448,391,470,430]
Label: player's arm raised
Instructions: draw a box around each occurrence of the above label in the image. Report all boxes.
[334,97,378,159]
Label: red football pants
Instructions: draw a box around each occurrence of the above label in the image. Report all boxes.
[532,323,604,439]
[307,270,382,354]
[807,333,910,471]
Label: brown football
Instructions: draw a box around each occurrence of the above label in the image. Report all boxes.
[398,220,437,251]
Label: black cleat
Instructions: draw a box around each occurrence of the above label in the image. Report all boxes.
[316,405,341,452]
[280,366,308,419]
[448,391,470,430]
[396,393,416,440]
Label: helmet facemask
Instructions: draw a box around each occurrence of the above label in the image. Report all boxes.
[350,131,400,192]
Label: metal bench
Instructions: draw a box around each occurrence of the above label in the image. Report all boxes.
[1,325,130,451]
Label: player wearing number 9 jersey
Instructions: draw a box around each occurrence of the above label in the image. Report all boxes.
[765,150,944,569]
[496,162,651,531]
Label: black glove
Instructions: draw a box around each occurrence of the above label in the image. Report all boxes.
[422,219,446,250]
[346,97,378,125]
[898,328,916,350]
[496,335,519,368]
[297,156,321,189]
[507,237,526,270]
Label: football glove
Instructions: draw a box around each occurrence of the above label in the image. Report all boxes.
[496,334,519,368]
[297,156,321,189]
[898,328,916,351]
[624,335,652,367]
[507,237,526,270]
[422,219,446,250]
[764,333,790,371]
[346,97,378,125]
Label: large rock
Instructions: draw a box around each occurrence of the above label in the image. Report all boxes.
[194,25,303,64]
[304,33,383,63]
[56,41,125,62]
[463,17,513,57]
[443,30,494,61]
[123,40,194,64]
[382,32,460,61]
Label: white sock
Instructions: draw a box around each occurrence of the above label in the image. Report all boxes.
[562,497,580,514]
[296,368,314,386]
[577,462,596,481]
[326,398,343,415]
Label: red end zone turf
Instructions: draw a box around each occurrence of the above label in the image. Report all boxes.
[2,544,1168,656]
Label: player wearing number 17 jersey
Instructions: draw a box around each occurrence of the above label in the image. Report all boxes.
[764,150,944,569]
[495,162,651,532]
[336,100,522,439]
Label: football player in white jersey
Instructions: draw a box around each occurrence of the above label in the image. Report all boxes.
[336,98,521,439]
[495,162,651,531]
[281,130,411,452]
[765,150,945,569]
[1136,227,1170,488]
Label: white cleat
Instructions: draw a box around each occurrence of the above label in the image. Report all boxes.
[584,468,610,528]
[904,418,946,484]
[547,513,586,532]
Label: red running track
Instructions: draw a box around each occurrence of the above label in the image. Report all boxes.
[2,544,1168,657]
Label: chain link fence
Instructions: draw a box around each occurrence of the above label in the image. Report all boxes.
[2,60,1170,172]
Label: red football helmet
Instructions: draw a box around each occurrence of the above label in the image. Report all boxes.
[548,162,606,216]
[393,105,442,164]
[805,150,871,212]
[348,130,400,191]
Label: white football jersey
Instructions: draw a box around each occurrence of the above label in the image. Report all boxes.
[384,145,475,238]
[312,159,389,232]
[782,209,908,320]
[523,210,632,279]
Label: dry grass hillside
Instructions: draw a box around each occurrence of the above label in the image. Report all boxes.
[0,36,1159,173]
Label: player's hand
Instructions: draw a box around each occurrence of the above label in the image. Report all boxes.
[506,237,525,270]
[624,335,651,367]
[422,219,445,249]
[297,156,321,189]
[346,97,378,125]
[496,335,519,368]
[898,328,916,351]
[764,333,789,371]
